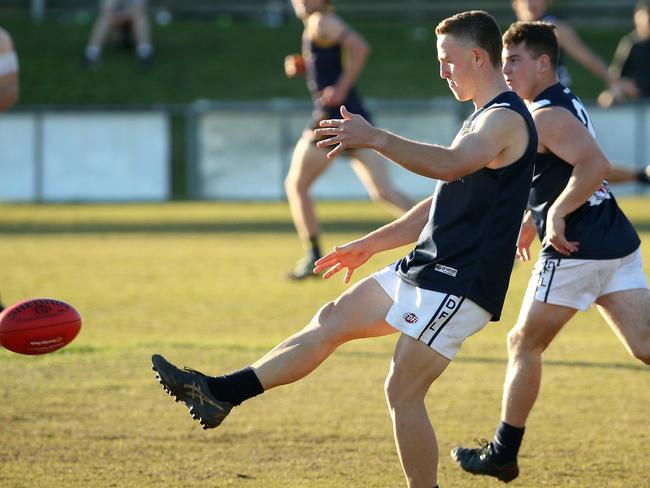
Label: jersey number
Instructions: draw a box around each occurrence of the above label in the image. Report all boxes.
[570,98,596,137]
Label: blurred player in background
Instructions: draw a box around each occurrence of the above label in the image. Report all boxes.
[82,0,154,69]
[0,26,18,112]
[152,11,537,488]
[0,26,19,311]
[452,22,650,483]
[598,0,650,107]
[511,0,622,89]
[283,0,412,280]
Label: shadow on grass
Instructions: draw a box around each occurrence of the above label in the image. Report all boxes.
[337,350,648,372]
[3,342,645,373]
[0,219,387,235]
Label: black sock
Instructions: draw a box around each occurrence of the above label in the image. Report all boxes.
[308,235,321,260]
[206,367,264,406]
[636,169,650,185]
[491,421,525,464]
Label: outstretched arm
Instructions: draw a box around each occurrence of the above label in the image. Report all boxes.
[314,197,432,283]
[315,105,526,181]
[554,20,618,87]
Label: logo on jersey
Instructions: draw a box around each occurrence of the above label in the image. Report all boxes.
[403,313,418,324]
[434,264,458,277]
[587,179,612,207]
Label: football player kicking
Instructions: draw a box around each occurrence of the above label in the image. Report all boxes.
[451,21,650,483]
[152,11,536,488]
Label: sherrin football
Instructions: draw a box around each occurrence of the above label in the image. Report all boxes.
[0,298,82,355]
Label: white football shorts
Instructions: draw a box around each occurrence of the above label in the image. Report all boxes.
[372,263,491,360]
[530,248,648,310]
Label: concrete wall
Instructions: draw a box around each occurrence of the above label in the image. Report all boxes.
[0,100,647,203]
[194,99,650,201]
[0,111,170,202]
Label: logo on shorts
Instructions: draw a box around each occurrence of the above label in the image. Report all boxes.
[403,312,419,324]
[434,264,458,277]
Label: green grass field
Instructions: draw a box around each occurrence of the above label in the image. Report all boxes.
[0,200,648,487]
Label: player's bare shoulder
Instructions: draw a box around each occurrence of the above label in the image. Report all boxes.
[0,27,13,53]
[530,105,584,153]
[474,107,530,167]
[307,11,347,44]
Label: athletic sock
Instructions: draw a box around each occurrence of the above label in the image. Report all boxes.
[308,235,321,261]
[635,168,650,185]
[136,43,153,59]
[206,367,264,406]
[491,421,525,465]
[84,45,101,61]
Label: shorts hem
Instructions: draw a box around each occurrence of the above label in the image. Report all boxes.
[387,318,455,360]
[534,297,587,311]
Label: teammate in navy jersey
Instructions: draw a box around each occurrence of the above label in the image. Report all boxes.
[452,22,650,483]
[283,0,412,280]
[152,11,535,488]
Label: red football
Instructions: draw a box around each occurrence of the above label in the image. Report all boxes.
[0,298,82,355]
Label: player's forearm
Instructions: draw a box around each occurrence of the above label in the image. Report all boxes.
[549,159,610,218]
[567,42,615,85]
[337,42,368,94]
[372,130,460,181]
[362,197,432,253]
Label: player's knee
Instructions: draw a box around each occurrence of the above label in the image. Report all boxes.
[507,327,538,357]
[384,368,421,410]
[384,373,402,410]
[284,174,308,196]
[311,301,346,344]
[506,327,525,355]
[368,185,393,204]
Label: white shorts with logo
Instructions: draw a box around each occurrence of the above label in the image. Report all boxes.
[372,264,492,360]
[531,248,648,310]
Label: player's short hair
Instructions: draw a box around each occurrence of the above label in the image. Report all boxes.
[435,10,503,68]
[502,21,559,69]
[635,0,650,13]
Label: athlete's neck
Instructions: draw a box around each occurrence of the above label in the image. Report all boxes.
[473,72,511,109]
[527,75,561,102]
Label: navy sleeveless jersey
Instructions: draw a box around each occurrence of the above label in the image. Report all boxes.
[528,83,640,260]
[396,91,537,321]
[302,32,371,122]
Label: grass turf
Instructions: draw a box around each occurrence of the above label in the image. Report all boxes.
[0,199,648,487]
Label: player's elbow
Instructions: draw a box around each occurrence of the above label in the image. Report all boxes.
[436,163,466,182]
[597,157,611,181]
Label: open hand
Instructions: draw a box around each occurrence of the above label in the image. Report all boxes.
[314,105,376,159]
[313,239,373,283]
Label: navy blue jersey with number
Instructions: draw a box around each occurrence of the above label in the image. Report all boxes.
[528,83,640,259]
[303,30,371,125]
[396,91,537,321]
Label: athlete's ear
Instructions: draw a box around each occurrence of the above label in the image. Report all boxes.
[472,48,483,67]
[538,53,551,74]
